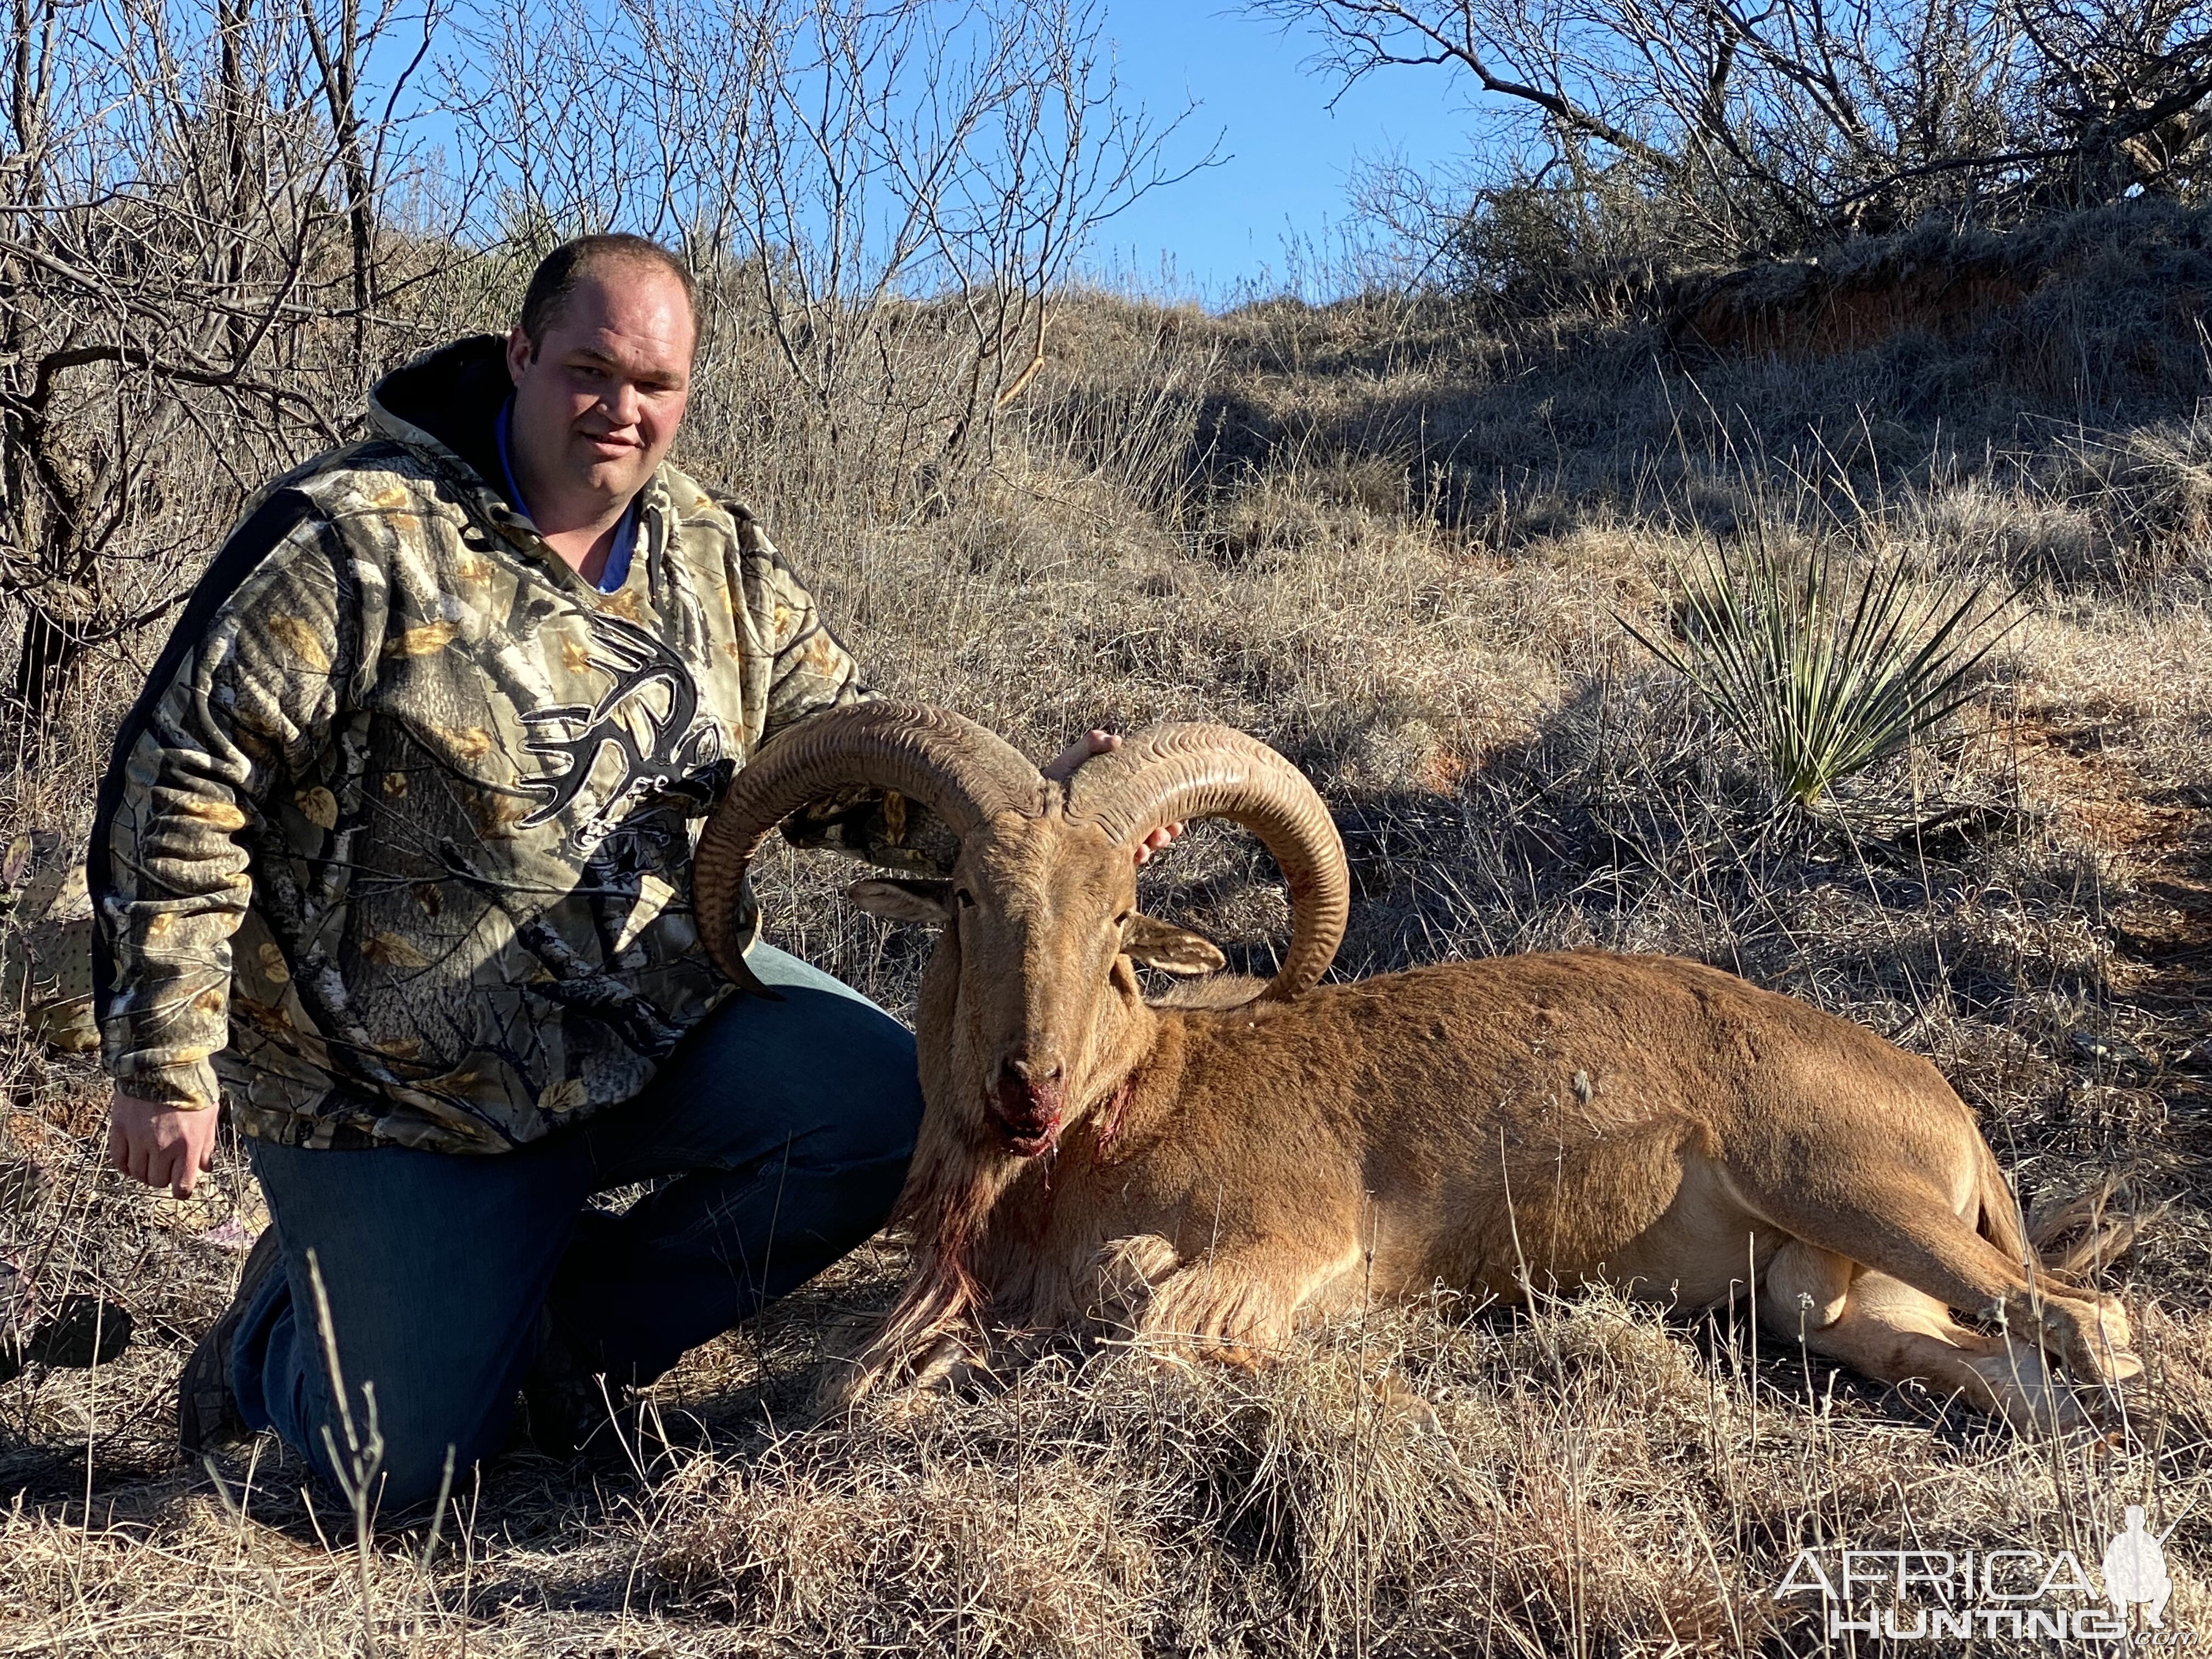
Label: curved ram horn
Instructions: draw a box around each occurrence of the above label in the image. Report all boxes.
[692,702,1045,989]
[1064,725,1348,1001]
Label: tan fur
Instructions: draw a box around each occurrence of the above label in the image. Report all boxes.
[830,815,2141,1428]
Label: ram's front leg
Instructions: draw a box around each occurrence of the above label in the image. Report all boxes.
[1088,1232,1360,1369]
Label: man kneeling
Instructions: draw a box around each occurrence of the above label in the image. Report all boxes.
[94,234,1168,1508]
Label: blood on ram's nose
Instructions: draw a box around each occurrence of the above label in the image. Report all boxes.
[989,1053,1067,1157]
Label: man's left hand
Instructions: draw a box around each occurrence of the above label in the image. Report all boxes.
[1042,729,1183,864]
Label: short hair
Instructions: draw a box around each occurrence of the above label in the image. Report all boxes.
[518,234,697,347]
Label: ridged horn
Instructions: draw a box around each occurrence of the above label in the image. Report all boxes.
[693,701,1044,989]
[1065,725,1347,1000]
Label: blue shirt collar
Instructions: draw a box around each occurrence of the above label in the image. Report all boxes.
[493,397,637,595]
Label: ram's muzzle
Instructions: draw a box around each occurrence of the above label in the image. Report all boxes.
[988,1058,1068,1157]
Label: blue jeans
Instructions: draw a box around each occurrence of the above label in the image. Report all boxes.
[229,945,921,1509]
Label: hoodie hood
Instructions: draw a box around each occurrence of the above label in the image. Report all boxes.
[368,334,522,518]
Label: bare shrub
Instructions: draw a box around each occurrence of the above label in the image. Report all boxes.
[1275,0,2212,304]
[0,0,469,720]
[449,0,1200,531]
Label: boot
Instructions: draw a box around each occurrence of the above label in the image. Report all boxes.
[177,1224,284,1458]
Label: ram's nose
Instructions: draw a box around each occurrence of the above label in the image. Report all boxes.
[989,1051,1067,1156]
[1003,1052,1064,1089]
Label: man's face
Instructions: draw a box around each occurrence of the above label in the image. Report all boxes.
[505,261,695,517]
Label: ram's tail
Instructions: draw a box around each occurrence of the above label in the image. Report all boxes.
[2027,1177,2162,1280]
[1972,1133,2034,1267]
[1977,1138,2154,1283]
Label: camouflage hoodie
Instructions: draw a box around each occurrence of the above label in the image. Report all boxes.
[92,335,928,1153]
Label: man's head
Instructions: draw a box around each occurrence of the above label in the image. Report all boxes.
[505,235,697,525]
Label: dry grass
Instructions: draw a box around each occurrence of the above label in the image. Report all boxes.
[6,206,2212,1654]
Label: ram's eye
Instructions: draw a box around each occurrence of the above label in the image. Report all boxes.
[955,888,978,909]
[1113,911,1133,929]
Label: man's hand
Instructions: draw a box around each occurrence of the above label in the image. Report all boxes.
[107,1090,219,1199]
[1042,729,1183,864]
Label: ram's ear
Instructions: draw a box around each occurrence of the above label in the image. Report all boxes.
[1121,913,1227,977]
[848,878,954,924]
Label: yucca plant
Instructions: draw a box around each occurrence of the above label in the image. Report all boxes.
[1622,535,2021,808]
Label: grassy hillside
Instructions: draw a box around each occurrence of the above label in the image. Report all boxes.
[4,204,2211,1654]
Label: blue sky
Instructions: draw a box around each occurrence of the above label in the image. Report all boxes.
[1081,1,1471,299]
[377,0,1475,304]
